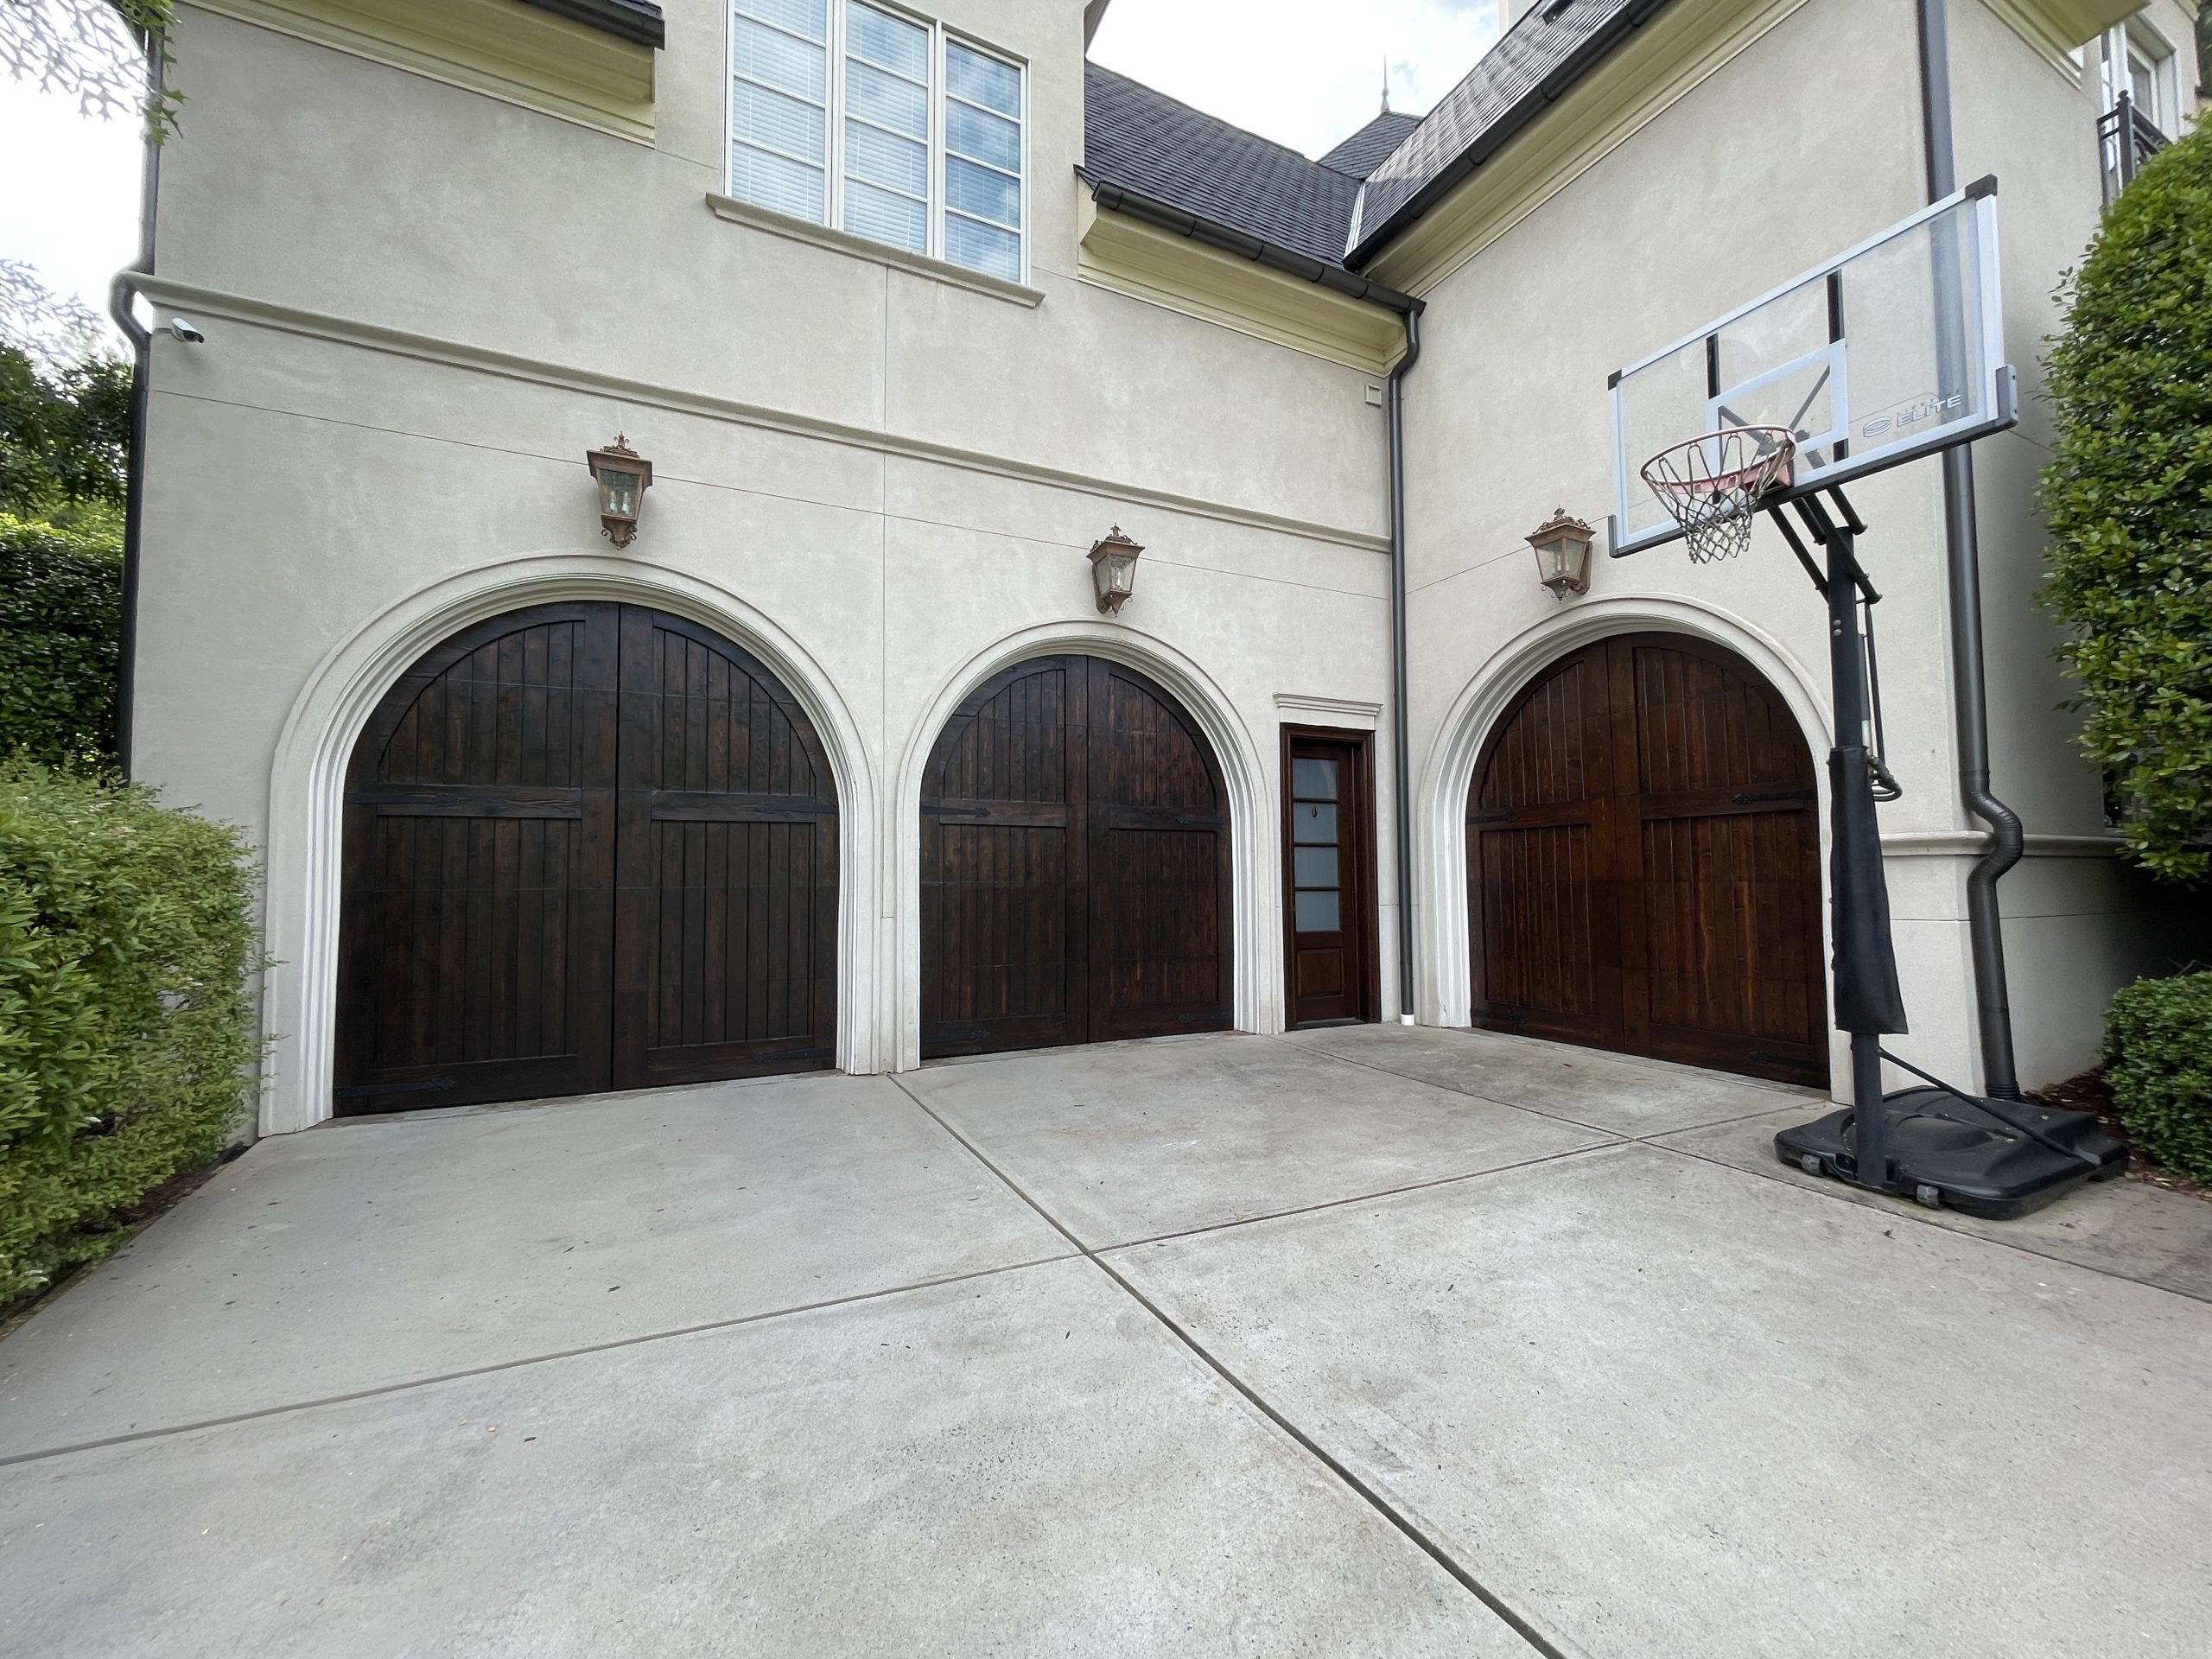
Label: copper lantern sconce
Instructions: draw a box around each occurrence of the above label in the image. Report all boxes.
[1528,508,1595,601]
[1089,525,1143,615]
[587,435,652,548]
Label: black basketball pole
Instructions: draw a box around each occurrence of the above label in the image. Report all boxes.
[1774,493,1912,1189]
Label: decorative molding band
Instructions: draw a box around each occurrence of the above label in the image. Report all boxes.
[1274,693,1382,730]
[191,0,656,143]
[134,275,1390,556]
[1077,194,1408,376]
[706,194,1044,308]
[1978,0,2137,78]
[1879,831,2126,858]
[1367,0,1813,297]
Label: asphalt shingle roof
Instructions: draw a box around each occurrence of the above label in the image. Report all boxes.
[1351,0,1659,258]
[1083,62,1363,269]
[1082,1,1662,276]
[1318,112,1422,181]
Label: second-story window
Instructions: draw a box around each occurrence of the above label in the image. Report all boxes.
[728,1,1026,282]
[2100,17,2178,137]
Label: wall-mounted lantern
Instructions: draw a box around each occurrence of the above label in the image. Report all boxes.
[586,435,652,548]
[1528,508,1595,601]
[1089,525,1143,614]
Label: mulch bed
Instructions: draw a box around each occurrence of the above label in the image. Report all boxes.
[2029,1071,2210,1203]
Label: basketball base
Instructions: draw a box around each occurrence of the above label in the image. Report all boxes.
[1775,1087,2127,1219]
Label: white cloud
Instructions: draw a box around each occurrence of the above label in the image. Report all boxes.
[1088,0,1504,160]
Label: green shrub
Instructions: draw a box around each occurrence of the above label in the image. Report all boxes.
[0,512,122,766]
[2038,116,2212,883]
[0,764,261,1308]
[2103,970,2212,1184]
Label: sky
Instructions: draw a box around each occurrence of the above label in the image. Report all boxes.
[0,0,1507,348]
[0,1,141,346]
[1089,0,1504,158]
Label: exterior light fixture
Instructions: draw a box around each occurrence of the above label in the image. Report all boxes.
[1528,508,1595,601]
[586,435,652,548]
[1089,525,1143,615]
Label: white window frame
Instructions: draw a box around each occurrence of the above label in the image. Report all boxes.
[2100,16,2179,137]
[727,1,1029,284]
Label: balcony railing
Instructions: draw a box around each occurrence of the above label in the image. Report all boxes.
[2099,90,2168,208]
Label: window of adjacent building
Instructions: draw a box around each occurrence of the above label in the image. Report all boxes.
[728,1,1026,282]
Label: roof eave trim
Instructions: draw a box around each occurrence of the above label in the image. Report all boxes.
[1346,0,1674,268]
[1084,175,1421,315]
[517,0,664,48]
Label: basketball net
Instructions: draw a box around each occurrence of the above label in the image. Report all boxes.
[1639,426,1797,564]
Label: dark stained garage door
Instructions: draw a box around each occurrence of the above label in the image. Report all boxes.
[919,653,1232,1058]
[1467,632,1827,1087]
[334,602,837,1114]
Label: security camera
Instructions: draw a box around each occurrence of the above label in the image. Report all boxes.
[167,317,206,344]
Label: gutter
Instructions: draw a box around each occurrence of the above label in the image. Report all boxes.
[106,35,163,780]
[1085,179,1420,313]
[1082,176,1426,1023]
[515,0,666,48]
[1345,0,1675,267]
[1918,0,2024,1098]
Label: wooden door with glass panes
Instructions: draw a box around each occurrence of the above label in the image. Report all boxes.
[1282,730,1377,1027]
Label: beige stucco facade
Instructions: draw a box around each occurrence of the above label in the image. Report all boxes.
[1385,0,2203,1098]
[130,0,2203,1134]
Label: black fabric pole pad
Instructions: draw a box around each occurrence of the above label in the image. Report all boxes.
[1828,744,1910,1034]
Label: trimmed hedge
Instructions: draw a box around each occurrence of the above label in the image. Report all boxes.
[1,764,261,1309]
[2104,970,2212,1185]
[0,512,122,766]
[2037,116,2212,882]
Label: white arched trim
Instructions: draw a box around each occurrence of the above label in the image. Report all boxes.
[259,551,880,1135]
[1414,596,1838,1066]
[889,620,1280,1071]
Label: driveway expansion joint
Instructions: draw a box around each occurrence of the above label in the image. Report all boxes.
[888,1071,1573,1659]
[1275,1028,2212,1306]
[0,1249,1081,1470]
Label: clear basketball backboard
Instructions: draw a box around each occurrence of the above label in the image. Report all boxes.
[1609,179,2015,556]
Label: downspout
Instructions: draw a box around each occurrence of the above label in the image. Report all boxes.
[1917,0,2024,1097]
[106,33,164,780]
[1084,175,1427,1021]
[1388,308,1421,1022]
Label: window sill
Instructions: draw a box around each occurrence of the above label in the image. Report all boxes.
[704,194,1044,308]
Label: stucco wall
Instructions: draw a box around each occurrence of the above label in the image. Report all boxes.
[141,0,1402,1131]
[1394,0,2202,1096]
[137,0,2203,1129]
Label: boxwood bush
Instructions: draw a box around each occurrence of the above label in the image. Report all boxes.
[2038,116,2212,882]
[2104,970,2212,1185]
[1,764,261,1309]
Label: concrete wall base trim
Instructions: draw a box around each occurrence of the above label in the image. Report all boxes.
[890,620,1282,1072]
[1413,595,1840,1074]
[259,551,884,1135]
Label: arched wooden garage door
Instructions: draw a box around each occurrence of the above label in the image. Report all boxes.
[334,602,837,1113]
[920,654,1232,1058]
[1466,632,1827,1086]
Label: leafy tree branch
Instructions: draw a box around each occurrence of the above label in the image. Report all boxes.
[0,0,181,139]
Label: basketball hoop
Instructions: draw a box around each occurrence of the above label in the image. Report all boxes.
[1639,425,1797,564]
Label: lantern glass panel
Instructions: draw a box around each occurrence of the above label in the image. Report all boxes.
[600,469,642,517]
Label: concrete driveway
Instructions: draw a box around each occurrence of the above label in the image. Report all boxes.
[3,1027,2209,1657]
